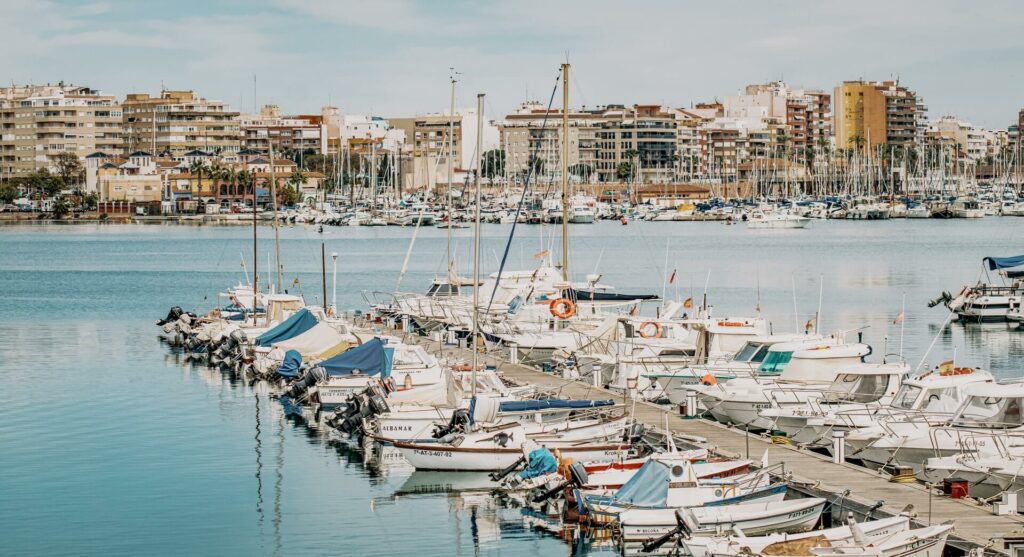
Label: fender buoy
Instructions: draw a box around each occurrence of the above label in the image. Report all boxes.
[638,321,663,339]
[701,373,717,386]
[549,298,576,319]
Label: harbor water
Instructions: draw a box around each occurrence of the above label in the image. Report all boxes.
[2,219,1024,556]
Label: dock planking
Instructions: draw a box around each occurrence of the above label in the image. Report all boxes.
[401,332,1024,555]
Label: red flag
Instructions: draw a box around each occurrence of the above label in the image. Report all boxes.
[668,269,677,285]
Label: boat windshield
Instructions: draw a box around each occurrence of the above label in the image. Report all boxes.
[891,384,922,409]
[735,343,769,363]
[954,396,1024,428]
[824,373,889,403]
[758,351,793,373]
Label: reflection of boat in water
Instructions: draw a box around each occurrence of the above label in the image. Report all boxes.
[394,471,497,496]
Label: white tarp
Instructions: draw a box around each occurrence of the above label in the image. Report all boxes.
[272,322,346,355]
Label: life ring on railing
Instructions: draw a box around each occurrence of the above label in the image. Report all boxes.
[717,321,746,327]
[722,486,738,498]
[549,298,576,319]
[638,321,663,339]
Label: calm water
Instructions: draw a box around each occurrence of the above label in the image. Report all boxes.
[2,219,1024,556]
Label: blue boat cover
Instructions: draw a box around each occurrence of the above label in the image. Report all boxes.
[498,399,616,413]
[319,338,394,378]
[277,349,303,378]
[519,448,558,480]
[609,460,669,507]
[985,255,1024,270]
[255,308,317,347]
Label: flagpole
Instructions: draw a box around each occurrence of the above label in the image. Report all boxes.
[661,238,670,304]
[815,274,823,334]
[792,275,799,333]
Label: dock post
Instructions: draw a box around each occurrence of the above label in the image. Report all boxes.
[832,430,846,464]
[685,390,697,419]
[509,343,518,365]
[592,363,601,388]
[446,329,456,345]
[401,315,410,333]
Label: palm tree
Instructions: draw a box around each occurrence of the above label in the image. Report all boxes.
[189,160,209,197]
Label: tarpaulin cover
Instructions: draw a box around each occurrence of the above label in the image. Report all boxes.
[498,399,616,413]
[609,460,669,507]
[568,288,659,301]
[255,308,317,347]
[277,349,303,378]
[319,338,394,378]
[985,255,1024,270]
[519,448,558,480]
[271,322,346,356]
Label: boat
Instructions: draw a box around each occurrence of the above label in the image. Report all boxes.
[618,497,826,542]
[746,212,810,229]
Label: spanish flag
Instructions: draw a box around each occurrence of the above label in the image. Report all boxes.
[893,311,904,325]
[683,297,693,309]
[805,318,815,332]
[938,359,955,374]
[533,250,549,260]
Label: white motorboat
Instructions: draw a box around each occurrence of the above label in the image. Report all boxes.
[746,212,810,229]
[619,497,826,542]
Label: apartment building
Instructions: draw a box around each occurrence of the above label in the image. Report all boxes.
[928,116,991,162]
[834,80,923,152]
[497,101,602,181]
[0,83,122,178]
[724,82,831,163]
[121,90,240,158]
[594,104,678,184]
[240,105,327,156]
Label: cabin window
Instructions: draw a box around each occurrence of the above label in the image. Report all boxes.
[956,396,1024,427]
[826,373,888,403]
[758,351,792,373]
[892,385,922,409]
[734,343,762,362]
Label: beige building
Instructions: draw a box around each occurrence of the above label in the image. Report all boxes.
[497,101,602,182]
[834,80,923,153]
[240,105,327,156]
[121,90,240,158]
[0,84,122,179]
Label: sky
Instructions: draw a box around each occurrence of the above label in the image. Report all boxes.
[5,0,1024,129]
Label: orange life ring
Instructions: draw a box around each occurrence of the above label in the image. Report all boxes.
[717,321,745,327]
[638,321,663,339]
[549,298,576,319]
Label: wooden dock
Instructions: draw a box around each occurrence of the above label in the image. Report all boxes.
[402,333,1024,555]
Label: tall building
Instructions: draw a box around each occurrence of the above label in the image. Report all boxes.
[834,80,923,153]
[724,82,831,163]
[497,101,602,181]
[594,104,678,184]
[927,116,990,162]
[0,83,122,179]
[240,104,327,156]
[121,90,240,158]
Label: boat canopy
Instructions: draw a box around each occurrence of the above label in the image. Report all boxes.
[984,255,1024,270]
[319,338,394,378]
[610,460,670,507]
[255,308,317,347]
[498,399,615,413]
[277,349,303,378]
[567,288,659,302]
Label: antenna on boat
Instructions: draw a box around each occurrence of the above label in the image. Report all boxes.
[815,274,823,334]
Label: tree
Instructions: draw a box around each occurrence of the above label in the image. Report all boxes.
[53,152,84,192]
[51,196,70,219]
[81,192,98,210]
[189,160,209,194]
[27,169,64,198]
[0,181,18,204]
[482,149,505,179]
[568,163,593,182]
[279,184,299,206]
[615,161,635,182]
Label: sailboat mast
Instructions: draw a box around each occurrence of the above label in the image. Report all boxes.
[268,140,283,291]
[561,62,570,282]
[471,93,485,398]
[447,73,457,289]
[252,175,258,325]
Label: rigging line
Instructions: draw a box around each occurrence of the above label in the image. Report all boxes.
[485,68,563,313]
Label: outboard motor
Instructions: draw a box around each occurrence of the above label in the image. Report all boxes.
[326,382,390,436]
[432,409,471,439]
[157,306,185,326]
[641,510,693,553]
[284,367,328,400]
[623,421,646,444]
[533,461,589,503]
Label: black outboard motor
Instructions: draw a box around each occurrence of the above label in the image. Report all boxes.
[327,382,390,436]
[157,306,185,326]
[432,409,471,439]
[489,455,528,482]
[641,509,693,553]
[623,422,646,444]
[533,462,590,503]
[284,367,328,400]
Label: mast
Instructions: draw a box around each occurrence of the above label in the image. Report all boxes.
[560,62,570,282]
[471,93,484,399]
[447,71,457,288]
[252,172,258,325]
[268,140,283,291]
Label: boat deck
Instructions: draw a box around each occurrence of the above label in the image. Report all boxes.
[403,333,1024,555]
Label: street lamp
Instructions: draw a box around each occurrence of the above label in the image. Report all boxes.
[331,252,339,315]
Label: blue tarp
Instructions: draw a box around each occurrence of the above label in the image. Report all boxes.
[609,460,669,507]
[277,349,303,378]
[985,255,1024,270]
[519,448,558,480]
[498,399,616,413]
[255,308,318,347]
[319,338,394,378]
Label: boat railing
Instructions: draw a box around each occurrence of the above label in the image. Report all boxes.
[832,406,950,433]
[928,424,1024,457]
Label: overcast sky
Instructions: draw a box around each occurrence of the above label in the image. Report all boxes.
[6,0,1023,128]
